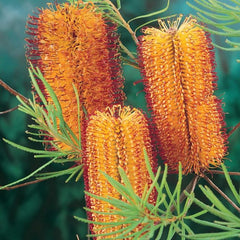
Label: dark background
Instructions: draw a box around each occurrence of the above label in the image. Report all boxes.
[0,0,239,239]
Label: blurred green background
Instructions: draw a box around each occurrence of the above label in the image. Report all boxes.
[0,0,239,239]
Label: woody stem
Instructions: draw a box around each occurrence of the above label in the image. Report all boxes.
[0,179,44,190]
[0,79,29,105]
[210,170,240,176]
[203,175,240,214]
[105,0,139,45]
[0,106,19,115]
[228,121,240,137]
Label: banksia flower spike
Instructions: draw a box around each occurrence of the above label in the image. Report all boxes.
[25,1,125,150]
[138,16,227,175]
[84,105,157,238]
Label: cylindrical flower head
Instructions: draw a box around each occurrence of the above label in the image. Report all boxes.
[25,2,125,150]
[84,105,157,239]
[138,16,227,174]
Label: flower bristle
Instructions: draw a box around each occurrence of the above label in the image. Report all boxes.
[25,1,125,150]
[138,16,227,175]
[83,105,157,239]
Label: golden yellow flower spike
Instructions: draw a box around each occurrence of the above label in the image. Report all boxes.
[138,16,227,175]
[84,105,157,239]
[26,1,125,150]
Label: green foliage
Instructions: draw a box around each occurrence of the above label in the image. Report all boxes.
[89,0,171,33]
[128,0,170,23]
[128,0,173,34]
[184,164,240,239]
[0,66,83,190]
[188,0,240,53]
[82,0,126,28]
[75,153,196,239]
[1,0,240,239]
[75,152,240,239]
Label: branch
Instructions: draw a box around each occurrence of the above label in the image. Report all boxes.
[210,170,240,176]
[104,0,139,45]
[119,41,138,62]
[0,79,29,105]
[0,106,19,115]
[0,179,44,190]
[203,175,240,214]
[228,121,240,137]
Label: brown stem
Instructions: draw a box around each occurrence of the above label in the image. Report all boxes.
[183,175,200,210]
[120,41,137,62]
[105,0,139,45]
[203,175,240,214]
[228,121,240,137]
[0,106,19,115]
[209,170,240,176]
[0,179,44,190]
[0,79,29,105]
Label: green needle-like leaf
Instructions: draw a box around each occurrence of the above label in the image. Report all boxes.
[198,185,240,223]
[155,224,164,240]
[116,0,121,9]
[199,185,240,221]
[28,67,48,107]
[128,0,169,23]
[222,164,240,204]
[0,157,57,190]
[188,0,240,58]
[3,138,62,156]
[166,223,175,240]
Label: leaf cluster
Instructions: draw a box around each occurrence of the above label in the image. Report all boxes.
[185,164,240,240]
[188,0,240,54]
[75,152,193,239]
[75,152,240,239]
[0,66,83,190]
[1,1,240,239]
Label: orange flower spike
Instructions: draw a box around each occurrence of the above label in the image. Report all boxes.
[25,2,125,150]
[138,16,227,175]
[84,105,157,239]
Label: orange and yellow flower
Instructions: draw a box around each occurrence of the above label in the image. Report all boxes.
[84,105,157,238]
[26,1,125,150]
[138,16,227,174]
